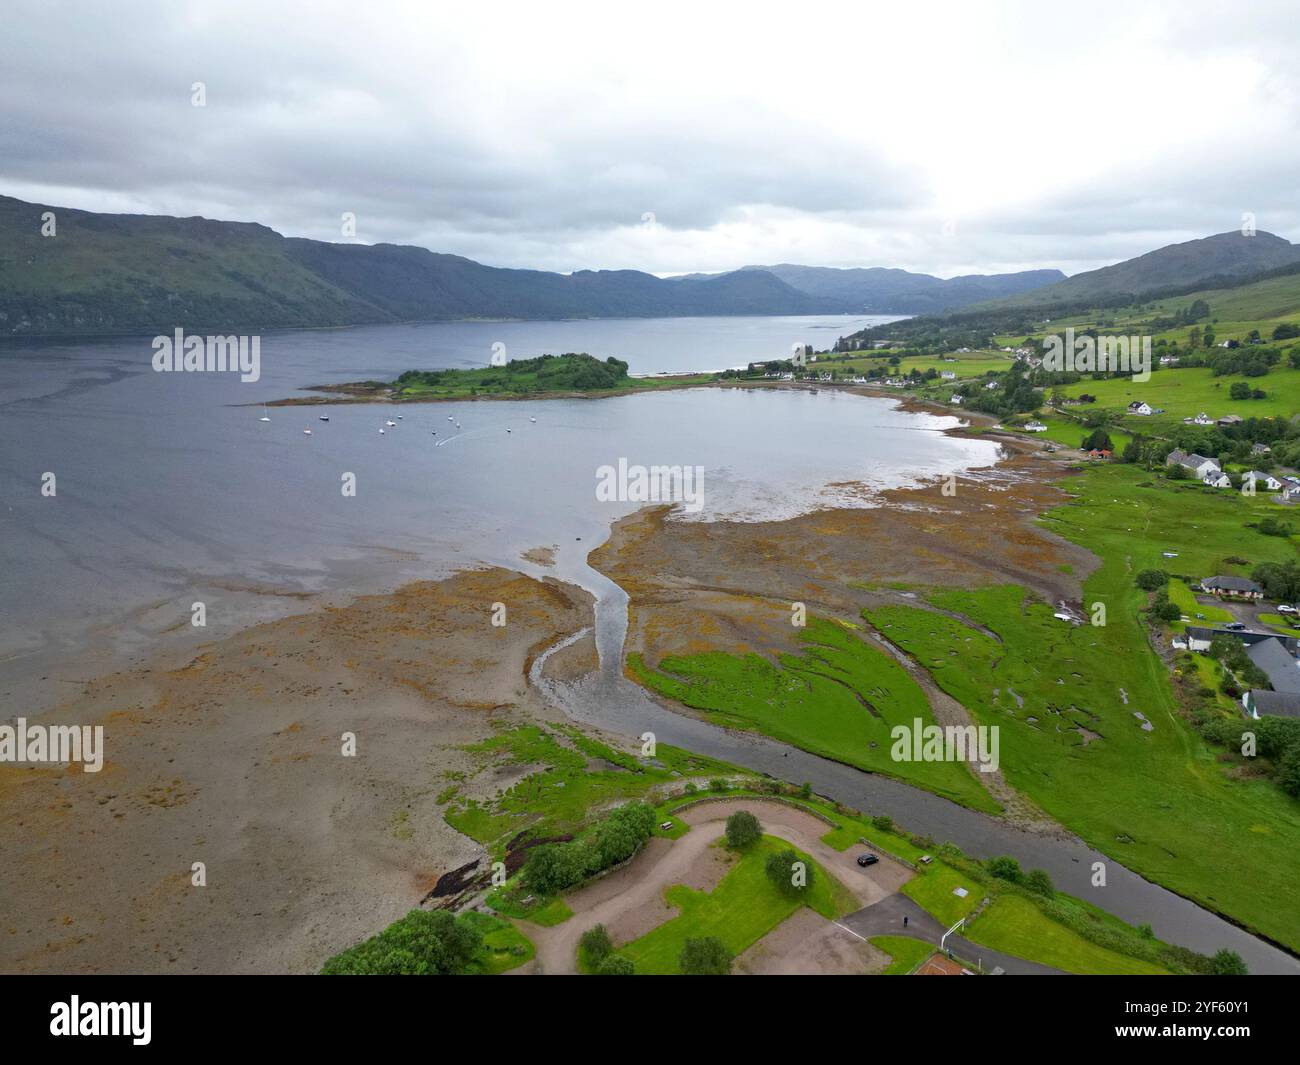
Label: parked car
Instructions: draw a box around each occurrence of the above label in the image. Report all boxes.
[1226,621,1247,631]
[1279,604,1297,615]
[856,853,879,867]
[658,821,673,831]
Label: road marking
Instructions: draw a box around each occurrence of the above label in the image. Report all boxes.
[833,921,867,942]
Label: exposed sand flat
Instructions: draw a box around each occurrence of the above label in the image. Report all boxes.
[589,443,1087,833]
[0,568,591,974]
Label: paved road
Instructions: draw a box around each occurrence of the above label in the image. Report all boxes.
[839,894,1064,975]
[534,649,1300,974]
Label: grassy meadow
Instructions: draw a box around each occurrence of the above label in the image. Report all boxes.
[627,617,1000,812]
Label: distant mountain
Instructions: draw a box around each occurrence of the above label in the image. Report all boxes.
[978,230,1300,310]
[0,196,843,336]
[674,263,1065,313]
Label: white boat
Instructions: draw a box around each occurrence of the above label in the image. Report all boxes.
[506,428,512,433]
[319,415,329,422]
[455,422,461,429]
[530,416,536,423]
[379,428,385,435]
[303,428,312,436]
[259,406,271,422]
[386,420,397,427]
[447,416,454,421]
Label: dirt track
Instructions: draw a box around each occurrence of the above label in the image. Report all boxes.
[515,798,912,974]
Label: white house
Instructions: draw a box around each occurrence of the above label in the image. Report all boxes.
[940,370,956,380]
[949,394,962,404]
[1203,470,1232,488]
[1166,449,1221,480]
[1244,471,1282,491]
[1127,401,1154,416]
[1023,421,1048,432]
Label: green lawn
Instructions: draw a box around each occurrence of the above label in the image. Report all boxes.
[900,862,983,927]
[964,895,1168,975]
[1058,364,1300,424]
[1021,412,1133,452]
[459,912,536,975]
[628,617,999,813]
[618,835,856,974]
[869,935,935,975]
[1166,578,1233,625]
[866,464,1300,951]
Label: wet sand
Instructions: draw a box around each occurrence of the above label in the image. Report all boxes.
[0,567,591,974]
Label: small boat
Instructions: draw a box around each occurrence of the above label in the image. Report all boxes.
[259,406,271,422]
[530,416,536,423]
[303,428,312,436]
[431,431,437,435]
[455,422,461,429]
[397,415,403,420]
[379,428,385,435]
[386,419,397,427]
[447,416,454,422]
[318,415,329,422]
[506,428,512,433]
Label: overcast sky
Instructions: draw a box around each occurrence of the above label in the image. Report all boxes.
[3,0,1299,278]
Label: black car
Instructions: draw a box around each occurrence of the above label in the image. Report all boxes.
[1226,622,1247,631]
[856,853,879,867]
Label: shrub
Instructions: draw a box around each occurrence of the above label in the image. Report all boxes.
[987,855,1023,882]
[725,810,762,849]
[765,847,814,897]
[580,924,613,965]
[870,814,895,833]
[680,936,733,975]
[1135,569,1169,591]
[1209,949,1248,975]
[320,909,482,975]
[1024,869,1054,897]
[597,954,635,976]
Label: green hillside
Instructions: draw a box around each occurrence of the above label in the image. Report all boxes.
[0,195,838,336]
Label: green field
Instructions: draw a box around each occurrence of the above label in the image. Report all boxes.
[865,465,1300,951]
[900,862,983,926]
[869,935,935,975]
[628,617,999,812]
[991,269,1300,348]
[1016,412,1133,452]
[617,835,856,974]
[1057,364,1300,424]
[444,724,736,853]
[964,895,1167,975]
[460,912,536,975]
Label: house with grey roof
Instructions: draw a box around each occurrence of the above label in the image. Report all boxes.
[1246,638,1300,694]
[1200,576,1264,600]
[1243,690,1300,720]
[1166,449,1221,479]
